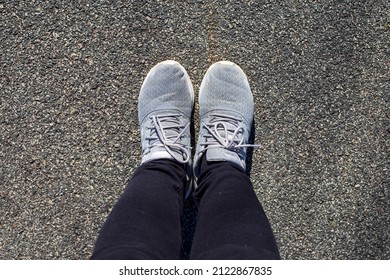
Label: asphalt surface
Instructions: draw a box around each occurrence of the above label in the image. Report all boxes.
[0,0,389,259]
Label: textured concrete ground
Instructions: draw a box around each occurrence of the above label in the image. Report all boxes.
[0,0,388,259]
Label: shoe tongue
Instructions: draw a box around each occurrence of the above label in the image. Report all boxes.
[206,147,244,169]
[150,116,181,146]
[158,118,180,138]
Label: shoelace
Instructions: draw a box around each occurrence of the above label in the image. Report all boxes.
[144,113,191,164]
[200,113,260,153]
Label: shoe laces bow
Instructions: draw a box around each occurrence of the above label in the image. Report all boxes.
[200,113,260,152]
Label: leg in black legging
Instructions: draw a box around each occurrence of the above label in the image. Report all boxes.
[91,159,186,259]
[190,156,280,260]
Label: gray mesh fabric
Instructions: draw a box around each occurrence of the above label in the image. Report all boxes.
[198,61,254,123]
[138,61,194,124]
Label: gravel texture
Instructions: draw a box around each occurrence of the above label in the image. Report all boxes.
[0,0,388,259]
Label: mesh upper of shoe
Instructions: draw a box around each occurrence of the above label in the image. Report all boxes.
[138,61,194,164]
[138,61,193,123]
[198,61,254,124]
[194,61,257,178]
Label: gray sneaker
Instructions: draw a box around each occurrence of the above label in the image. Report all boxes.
[193,61,258,183]
[138,60,194,165]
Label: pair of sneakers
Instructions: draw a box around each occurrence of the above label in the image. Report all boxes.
[138,60,256,195]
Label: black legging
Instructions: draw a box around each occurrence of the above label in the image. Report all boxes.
[91,157,280,259]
